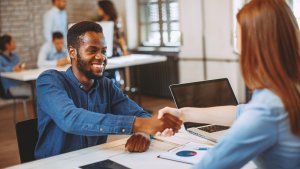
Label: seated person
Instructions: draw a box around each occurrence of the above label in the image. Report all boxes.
[37,31,69,68]
[0,34,31,97]
[158,0,300,168]
[35,21,182,159]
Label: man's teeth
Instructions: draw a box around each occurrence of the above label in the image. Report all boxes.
[92,64,103,68]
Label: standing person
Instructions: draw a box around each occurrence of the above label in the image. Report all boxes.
[158,0,300,168]
[97,0,128,57]
[35,21,182,159]
[97,0,128,86]
[43,0,67,44]
[0,35,31,97]
[37,32,69,68]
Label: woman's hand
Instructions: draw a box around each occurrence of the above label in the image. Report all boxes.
[158,107,182,120]
[156,107,184,137]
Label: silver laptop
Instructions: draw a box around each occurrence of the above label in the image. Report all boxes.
[169,78,238,143]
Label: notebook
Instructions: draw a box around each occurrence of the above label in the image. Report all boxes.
[169,78,238,143]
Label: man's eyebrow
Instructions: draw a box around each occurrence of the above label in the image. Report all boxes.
[86,46,99,49]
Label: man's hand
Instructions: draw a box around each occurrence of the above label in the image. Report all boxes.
[157,107,183,137]
[13,63,23,72]
[133,113,182,135]
[125,132,150,152]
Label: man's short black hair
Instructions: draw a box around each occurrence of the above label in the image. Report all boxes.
[0,34,12,51]
[52,31,64,40]
[67,21,103,50]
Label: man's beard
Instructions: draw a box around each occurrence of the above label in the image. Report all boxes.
[77,52,104,80]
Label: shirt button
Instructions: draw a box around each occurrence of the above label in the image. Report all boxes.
[121,129,126,133]
[100,128,103,132]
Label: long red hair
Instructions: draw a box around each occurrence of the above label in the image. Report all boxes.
[237,0,300,135]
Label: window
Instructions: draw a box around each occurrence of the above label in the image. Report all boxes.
[232,0,300,53]
[138,0,181,47]
[232,0,251,53]
[288,0,300,27]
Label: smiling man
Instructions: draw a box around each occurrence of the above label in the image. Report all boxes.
[35,21,182,159]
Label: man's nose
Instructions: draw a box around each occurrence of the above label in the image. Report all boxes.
[95,52,104,59]
[95,53,106,63]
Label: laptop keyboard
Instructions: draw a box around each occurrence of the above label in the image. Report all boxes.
[197,125,229,133]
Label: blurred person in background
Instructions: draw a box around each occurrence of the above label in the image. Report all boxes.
[43,0,67,44]
[97,0,128,87]
[37,32,69,68]
[0,34,31,97]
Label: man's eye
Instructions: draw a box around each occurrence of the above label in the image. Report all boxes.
[88,50,97,53]
[102,50,107,55]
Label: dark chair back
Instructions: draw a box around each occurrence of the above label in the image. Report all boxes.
[0,76,10,99]
[15,118,38,163]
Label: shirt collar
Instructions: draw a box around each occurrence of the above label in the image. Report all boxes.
[66,67,99,91]
[0,52,14,61]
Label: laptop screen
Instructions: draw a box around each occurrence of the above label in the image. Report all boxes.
[169,78,238,109]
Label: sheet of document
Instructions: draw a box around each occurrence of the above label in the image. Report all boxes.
[158,142,212,164]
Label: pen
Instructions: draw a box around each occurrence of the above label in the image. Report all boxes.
[196,147,209,151]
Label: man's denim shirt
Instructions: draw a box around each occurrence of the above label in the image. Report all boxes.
[35,67,150,159]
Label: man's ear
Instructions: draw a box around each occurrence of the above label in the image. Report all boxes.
[68,47,77,61]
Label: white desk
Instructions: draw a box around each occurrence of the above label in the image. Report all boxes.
[6,129,256,169]
[0,54,167,115]
[1,54,167,81]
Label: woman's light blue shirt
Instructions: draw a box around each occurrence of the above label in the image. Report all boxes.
[192,89,300,169]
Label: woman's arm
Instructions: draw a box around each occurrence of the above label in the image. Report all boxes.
[119,36,128,55]
[158,106,237,126]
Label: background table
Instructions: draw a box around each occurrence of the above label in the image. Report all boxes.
[1,54,167,115]
[1,54,167,81]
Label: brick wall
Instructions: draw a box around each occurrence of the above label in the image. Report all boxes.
[0,0,99,68]
[0,0,126,105]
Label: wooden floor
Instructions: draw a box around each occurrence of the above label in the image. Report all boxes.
[0,95,175,168]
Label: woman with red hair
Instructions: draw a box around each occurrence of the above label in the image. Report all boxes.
[159,0,300,168]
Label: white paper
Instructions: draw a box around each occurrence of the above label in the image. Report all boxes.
[158,142,212,164]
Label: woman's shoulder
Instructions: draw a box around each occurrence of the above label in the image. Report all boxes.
[251,89,282,105]
[246,89,285,116]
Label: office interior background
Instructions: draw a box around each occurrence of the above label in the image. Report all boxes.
[0,0,300,167]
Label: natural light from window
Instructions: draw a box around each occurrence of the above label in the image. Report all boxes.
[138,0,181,47]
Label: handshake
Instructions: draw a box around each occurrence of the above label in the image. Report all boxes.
[126,107,183,152]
